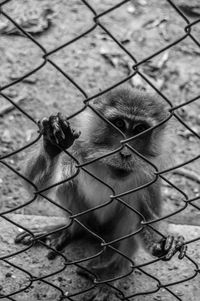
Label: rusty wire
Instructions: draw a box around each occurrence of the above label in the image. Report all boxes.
[0,0,200,300]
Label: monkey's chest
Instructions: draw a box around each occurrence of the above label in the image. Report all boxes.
[78,172,133,224]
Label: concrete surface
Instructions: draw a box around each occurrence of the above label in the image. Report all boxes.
[0,214,200,301]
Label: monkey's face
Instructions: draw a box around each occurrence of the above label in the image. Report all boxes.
[86,122,160,180]
[95,121,156,179]
[79,87,168,179]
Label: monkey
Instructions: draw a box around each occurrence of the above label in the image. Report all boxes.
[15,86,187,300]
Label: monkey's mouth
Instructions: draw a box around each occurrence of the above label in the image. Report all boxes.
[107,165,132,178]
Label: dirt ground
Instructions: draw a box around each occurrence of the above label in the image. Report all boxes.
[0,0,200,300]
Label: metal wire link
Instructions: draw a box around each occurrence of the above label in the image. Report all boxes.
[0,0,200,300]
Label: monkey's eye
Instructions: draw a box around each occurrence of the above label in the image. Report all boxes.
[132,123,150,135]
[112,118,126,131]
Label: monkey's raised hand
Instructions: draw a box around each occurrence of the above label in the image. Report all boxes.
[152,235,187,261]
[38,112,80,156]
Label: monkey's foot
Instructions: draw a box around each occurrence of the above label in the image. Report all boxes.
[15,227,51,245]
[77,257,111,281]
[152,235,187,261]
[77,256,123,283]
[15,225,72,259]
[83,286,120,301]
[38,112,80,156]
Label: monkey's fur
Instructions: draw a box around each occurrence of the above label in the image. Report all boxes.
[16,87,186,299]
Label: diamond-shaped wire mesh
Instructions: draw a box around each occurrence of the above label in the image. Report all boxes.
[0,0,200,300]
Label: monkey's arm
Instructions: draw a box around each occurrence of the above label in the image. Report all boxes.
[24,113,80,193]
[15,113,81,256]
[139,188,187,261]
[140,221,187,260]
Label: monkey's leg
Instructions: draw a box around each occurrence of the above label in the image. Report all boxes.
[139,188,187,261]
[47,222,83,260]
[76,209,139,300]
[78,237,134,279]
[15,222,67,245]
[78,252,126,301]
[77,239,133,301]
[15,221,82,259]
[77,208,137,282]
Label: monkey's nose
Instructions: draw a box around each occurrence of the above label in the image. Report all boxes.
[120,149,132,159]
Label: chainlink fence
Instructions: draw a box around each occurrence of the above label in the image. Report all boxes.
[0,0,200,300]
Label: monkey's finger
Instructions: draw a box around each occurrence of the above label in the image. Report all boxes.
[57,112,69,130]
[152,240,165,257]
[164,238,179,260]
[57,112,68,122]
[21,235,47,245]
[15,228,50,245]
[58,112,80,138]
[72,129,81,139]
[153,243,162,253]
[48,115,65,145]
[53,125,65,144]
[15,232,27,243]
[37,120,42,131]
[40,117,58,146]
[164,235,174,252]
[15,232,34,245]
[55,131,65,145]
[38,117,49,134]
[178,245,187,260]
[57,112,81,142]
[49,115,59,132]
[175,235,185,248]
[175,236,186,259]
[20,236,34,245]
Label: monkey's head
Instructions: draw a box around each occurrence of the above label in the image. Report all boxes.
[78,86,170,179]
